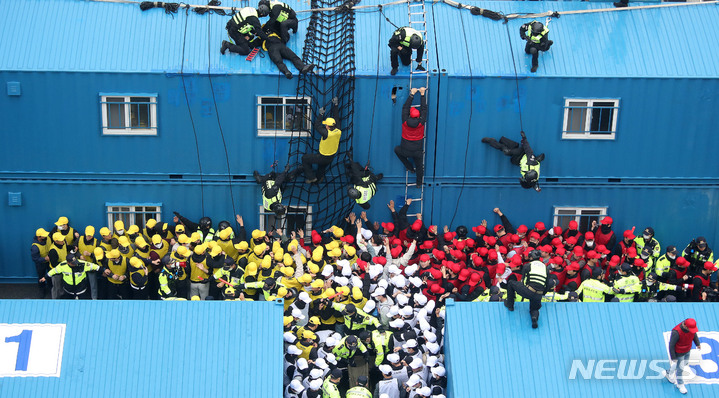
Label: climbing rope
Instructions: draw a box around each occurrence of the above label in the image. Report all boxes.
[504,23,524,133]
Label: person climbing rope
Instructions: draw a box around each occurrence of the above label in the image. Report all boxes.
[257,0,298,43]
[482,131,544,192]
[519,20,553,73]
[302,97,341,184]
[221,6,268,55]
[395,87,427,188]
[345,161,383,210]
[257,23,315,79]
[388,26,425,76]
[254,164,294,217]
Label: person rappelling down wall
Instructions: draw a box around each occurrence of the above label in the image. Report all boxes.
[254,164,294,217]
[482,131,544,192]
[519,20,553,73]
[345,161,383,210]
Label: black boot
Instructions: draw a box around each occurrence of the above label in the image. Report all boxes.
[220,40,230,55]
[390,67,398,75]
[531,65,538,73]
[301,64,316,74]
[536,153,545,163]
[531,316,539,329]
[504,300,514,311]
[614,1,628,7]
[284,70,293,79]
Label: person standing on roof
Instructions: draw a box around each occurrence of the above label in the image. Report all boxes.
[389,27,425,75]
[302,97,341,184]
[257,0,298,43]
[663,318,701,394]
[519,20,553,73]
[504,259,552,329]
[482,131,544,192]
[221,6,268,55]
[395,87,427,188]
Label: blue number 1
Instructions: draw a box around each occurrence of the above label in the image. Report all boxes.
[5,330,33,371]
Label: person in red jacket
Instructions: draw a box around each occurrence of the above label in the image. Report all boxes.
[395,87,427,188]
[664,318,701,394]
[591,217,617,253]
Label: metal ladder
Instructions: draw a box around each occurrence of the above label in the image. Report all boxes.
[404,0,430,218]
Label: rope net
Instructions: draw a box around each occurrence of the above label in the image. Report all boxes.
[284,0,357,231]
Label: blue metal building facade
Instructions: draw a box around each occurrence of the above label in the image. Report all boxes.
[1,0,718,280]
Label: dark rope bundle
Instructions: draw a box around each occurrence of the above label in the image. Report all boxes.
[470,6,504,21]
[194,0,229,15]
[139,1,181,14]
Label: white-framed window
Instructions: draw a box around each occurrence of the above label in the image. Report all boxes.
[553,206,607,234]
[562,98,619,139]
[106,203,162,230]
[259,205,312,233]
[257,96,311,137]
[100,94,158,135]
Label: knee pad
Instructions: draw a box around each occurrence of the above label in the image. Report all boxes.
[529,47,538,55]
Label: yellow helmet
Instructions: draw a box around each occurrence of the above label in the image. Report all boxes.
[194,243,207,255]
[127,225,139,235]
[178,234,190,245]
[210,245,223,257]
[175,246,191,259]
[191,295,201,301]
[303,330,317,340]
[55,216,69,226]
[323,288,336,298]
[261,255,272,269]
[245,262,258,276]
[219,228,232,240]
[283,253,294,266]
[312,247,323,262]
[274,251,284,262]
[190,232,201,242]
[345,246,356,257]
[93,247,105,260]
[175,224,185,234]
[224,286,236,296]
[206,240,218,249]
[333,227,344,238]
[254,243,267,256]
[151,234,163,245]
[322,117,336,127]
[277,287,288,297]
[106,249,121,259]
[299,274,312,284]
[85,226,95,236]
[308,316,321,326]
[281,267,294,277]
[330,248,342,258]
[235,241,249,251]
[288,239,298,252]
[308,263,320,274]
[99,227,112,237]
[118,236,130,247]
[146,219,157,229]
[251,229,266,240]
[338,286,350,296]
[310,280,324,289]
[352,286,363,301]
[114,220,125,231]
[52,232,64,242]
[36,228,49,238]
[283,316,293,326]
[129,257,143,268]
[134,236,148,248]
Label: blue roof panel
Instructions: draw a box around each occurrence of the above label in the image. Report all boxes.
[0,300,283,398]
[446,300,719,397]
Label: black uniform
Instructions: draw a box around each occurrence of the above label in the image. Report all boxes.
[261,27,313,79]
[388,27,424,70]
[394,91,427,187]
[261,1,298,43]
[519,21,553,72]
[505,261,551,327]
[482,133,543,189]
[302,103,340,183]
[224,9,268,55]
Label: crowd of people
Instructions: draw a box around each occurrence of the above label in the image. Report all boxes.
[30,201,717,397]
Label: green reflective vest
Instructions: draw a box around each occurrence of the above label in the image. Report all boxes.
[322,376,341,398]
[262,180,282,211]
[332,337,367,359]
[355,176,376,205]
[634,236,661,259]
[613,275,641,302]
[576,278,611,302]
[232,7,258,34]
[526,24,549,44]
[654,255,674,278]
[372,329,393,366]
[332,302,379,330]
[47,260,100,291]
[525,261,547,288]
[346,386,372,398]
[398,27,422,47]
[270,1,291,22]
[519,154,540,181]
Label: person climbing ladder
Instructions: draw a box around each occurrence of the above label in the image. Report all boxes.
[395,87,427,188]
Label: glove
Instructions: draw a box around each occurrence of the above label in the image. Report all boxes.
[416,64,425,71]
[318,107,325,116]
[332,97,339,106]
[520,131,526,139]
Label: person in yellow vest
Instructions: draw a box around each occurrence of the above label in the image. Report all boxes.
[50,216,79,246]
[189,243,211,300]
[302,97,341,184]
[611,263,642,302]
[77,226,100,299]
[260,23,316,79]
[322,368,343,398]
[519,20,553,73]
[117,236,135,260]
[482,130,544,192]
[171,246,191,299]
[346,376,372,398]
[142,218,158,242]
[296,329,319,361]
[47,232,69,299]
[128,257,149,300]
[575,267,613,302]
[254,164,292,216]
[112,220,126,241]
[31,228,51,298]
[103,249,129,299]
[220,6,268,55]
[239,262,260,300]
[346,160,383,210]
[158,255,184,300]
[40,253,100,299]
[388,26,425,75]
[98,227,114,252]
[505,260,552,329]
[126,225,140,244]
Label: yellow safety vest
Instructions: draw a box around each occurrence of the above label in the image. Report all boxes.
[262,180,282,211]
[398,27,422,47]
[232,7,258,34]
[319,128,341,156]
[520,154,540,180]
[355,176,376,205]
[526,25,549,44]
[270,1,290,22]
[107,257,129,285]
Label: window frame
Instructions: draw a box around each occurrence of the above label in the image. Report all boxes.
[256,96,311,137]
[561,98,619,140]
[106,203,162,230]
[552,206,608,234]
[258,205,313,233]
[100,93,158,136]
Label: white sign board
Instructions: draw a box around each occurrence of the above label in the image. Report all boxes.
[0,324,66,377]
[663,331,719,385]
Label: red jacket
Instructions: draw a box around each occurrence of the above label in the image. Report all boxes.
[672,323,696,354]
[402,122,425,141]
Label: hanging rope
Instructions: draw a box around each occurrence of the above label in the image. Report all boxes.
[504,23,524,133]
[206,12,238,223]
[366,9,383,163]
[180,7,206,215]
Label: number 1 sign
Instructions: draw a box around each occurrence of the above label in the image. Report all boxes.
[0,324,65,377]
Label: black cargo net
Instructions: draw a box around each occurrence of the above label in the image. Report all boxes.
[283,0,357,231]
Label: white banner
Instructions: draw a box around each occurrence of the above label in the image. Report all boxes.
[0,324,66,377]
[663,330,719,385]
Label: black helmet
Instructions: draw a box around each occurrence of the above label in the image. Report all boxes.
[199,217,212,230]
[270,202,286,216]
[346,335,358,347]
[344,303,356,315]
[66,253,79,266]
[409,33,423,49]
[527,250,541,261]
[531,21,544,35]
[347,187,361,200]
[257,1,270,17]
[456,225,468,239]
[358,330,371,341]
[218,220,231,232]
[263,278,276,289]
[357,375,369,386]
[524,170,539,183]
